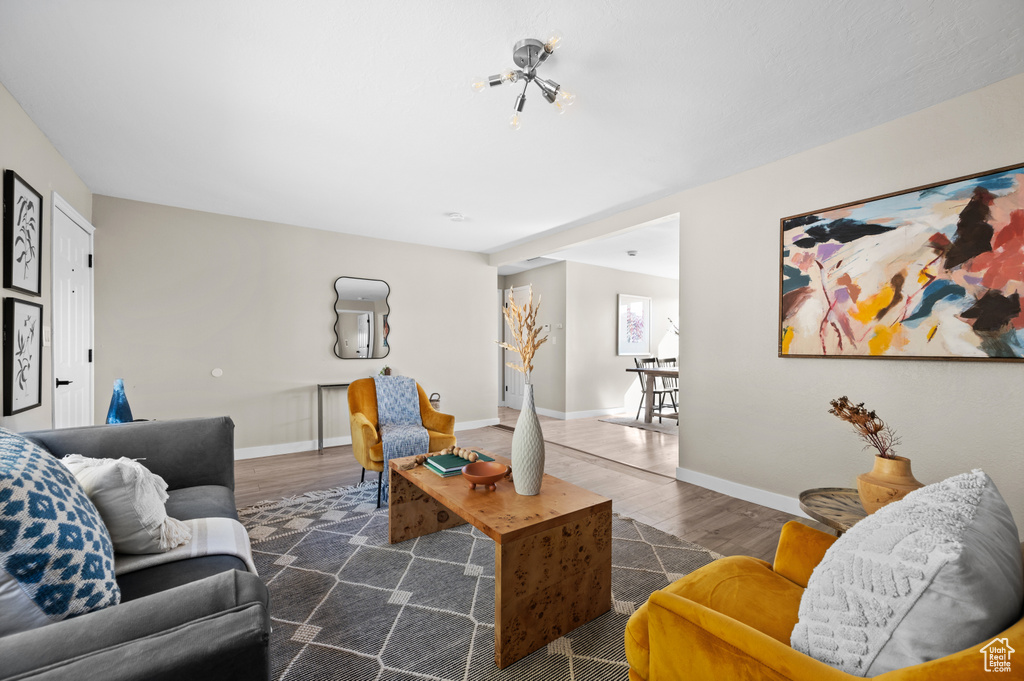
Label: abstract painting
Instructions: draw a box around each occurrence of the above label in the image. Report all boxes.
[3,170,43,296]
[4,297,43,415]
[780,162,1024,361]
[618,294,651,355]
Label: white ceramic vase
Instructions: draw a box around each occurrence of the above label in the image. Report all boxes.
[511,383,545,495]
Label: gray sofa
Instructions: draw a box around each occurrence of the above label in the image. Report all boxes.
[0,417,270,681]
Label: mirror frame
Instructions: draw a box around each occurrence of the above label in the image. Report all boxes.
[333,276,391,359]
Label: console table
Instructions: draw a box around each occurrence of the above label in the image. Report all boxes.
[317,382,351,455]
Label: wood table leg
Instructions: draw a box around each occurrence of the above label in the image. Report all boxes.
[388,467,466,543]
[493,501,612,668]
[644,376,656,423]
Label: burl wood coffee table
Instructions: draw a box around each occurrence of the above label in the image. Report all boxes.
[388,452,612,669]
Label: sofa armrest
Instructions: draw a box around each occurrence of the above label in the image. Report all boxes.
[647,590,853,681]
[350,411,381,467]
[24,417,235,491]
[421,407,455,436]
[773,521,838,588]
[0,570,269,681]
[417,387,455,435]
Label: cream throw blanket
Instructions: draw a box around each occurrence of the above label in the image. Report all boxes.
[115,517,258,576]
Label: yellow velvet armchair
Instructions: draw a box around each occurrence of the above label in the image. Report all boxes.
[347,378,456,506]
[625,520,1024,680]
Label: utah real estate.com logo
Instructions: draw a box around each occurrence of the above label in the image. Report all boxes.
[981,637,1014,673]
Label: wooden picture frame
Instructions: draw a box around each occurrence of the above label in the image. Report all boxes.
[617,294,652,356]
[4,297,43,415]
[780,162,1024,361]
[3,170,43,296]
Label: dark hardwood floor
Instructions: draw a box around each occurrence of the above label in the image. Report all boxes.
[234,409,825,562]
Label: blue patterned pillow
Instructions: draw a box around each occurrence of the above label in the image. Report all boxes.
[0,428,119,635]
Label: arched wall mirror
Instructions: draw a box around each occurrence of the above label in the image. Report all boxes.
[334,277,390,359]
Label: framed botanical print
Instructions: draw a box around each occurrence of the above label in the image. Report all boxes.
[618,294,652,355]
[3,297,43,415]
[4,170,43,296]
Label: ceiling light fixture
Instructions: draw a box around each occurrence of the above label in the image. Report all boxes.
[472,30,575,130]
[446,212,466,222]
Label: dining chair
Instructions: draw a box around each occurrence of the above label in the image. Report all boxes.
[634,357,675,422]
[656,357,679,423]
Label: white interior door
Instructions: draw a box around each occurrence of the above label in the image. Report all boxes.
[52,194,94,428]
[356,312,371,357]
[503,287,527,410]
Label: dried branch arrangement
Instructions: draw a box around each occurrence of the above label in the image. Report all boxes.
[497,286,549,384]
[829,396,901,459]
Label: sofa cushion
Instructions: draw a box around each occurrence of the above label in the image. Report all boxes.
[117,555,248,601]
[0,428,119,635]
[165,485,238,521]
[61,455,191,554]
[792,469,1023,676]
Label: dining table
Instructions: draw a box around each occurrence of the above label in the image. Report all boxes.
[625,366,679,423]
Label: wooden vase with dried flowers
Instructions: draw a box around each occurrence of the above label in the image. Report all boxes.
[498,286,549,495]
[829,396,922,513]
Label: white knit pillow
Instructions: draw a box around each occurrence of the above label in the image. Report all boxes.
[62,455,191,555]
[792,469,1022,676]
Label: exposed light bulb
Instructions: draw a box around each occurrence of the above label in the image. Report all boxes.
[544,29,564,52]
[509,112,523,130]
[553,88,576,113]
[501,69,520,84]
[471,76,489,92]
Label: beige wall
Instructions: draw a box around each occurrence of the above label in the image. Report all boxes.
[91,197,498,453]
[498,73,1024,525]
[674,73,1024,526]
[565,262,678,415]
[503,261,679,417]
[0,83,93,432]
[504,262,567,414]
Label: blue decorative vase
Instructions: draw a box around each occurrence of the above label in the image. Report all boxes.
[106,379,134,424]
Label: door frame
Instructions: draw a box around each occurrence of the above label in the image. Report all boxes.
[502,287,527,410]
[50,192,95,427]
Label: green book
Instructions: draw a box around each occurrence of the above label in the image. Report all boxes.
[425,451,494,474]
[424,460,462,477]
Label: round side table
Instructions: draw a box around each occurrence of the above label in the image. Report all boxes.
[799,487,867,535]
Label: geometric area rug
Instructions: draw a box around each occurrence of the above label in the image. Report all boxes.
[238,482,722,681]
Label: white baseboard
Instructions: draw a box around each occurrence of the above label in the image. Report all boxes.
[533,407,624,420]
[567,407,623,420]
[535,407,566,419]
[234,435,351,460]
[234,418,502,460]
[676,467,810,519]
[456,418,500,430]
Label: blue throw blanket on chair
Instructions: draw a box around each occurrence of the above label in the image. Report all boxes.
[374,375,429,504]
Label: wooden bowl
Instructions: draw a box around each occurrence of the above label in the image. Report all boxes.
[463,461,509,491]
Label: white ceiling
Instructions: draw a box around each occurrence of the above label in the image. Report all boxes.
[540,214,679,279]
[1,1,1022,262]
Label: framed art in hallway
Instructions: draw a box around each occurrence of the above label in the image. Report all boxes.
[3,297,43,415]
[780,162,1024,361]
[618,294,651,355]
[3,170,43,296]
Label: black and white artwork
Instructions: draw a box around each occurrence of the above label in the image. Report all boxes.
[4,170,43,296]
[4,298,43,415]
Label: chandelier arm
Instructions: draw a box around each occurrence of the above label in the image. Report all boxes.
[513,79,529,114]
